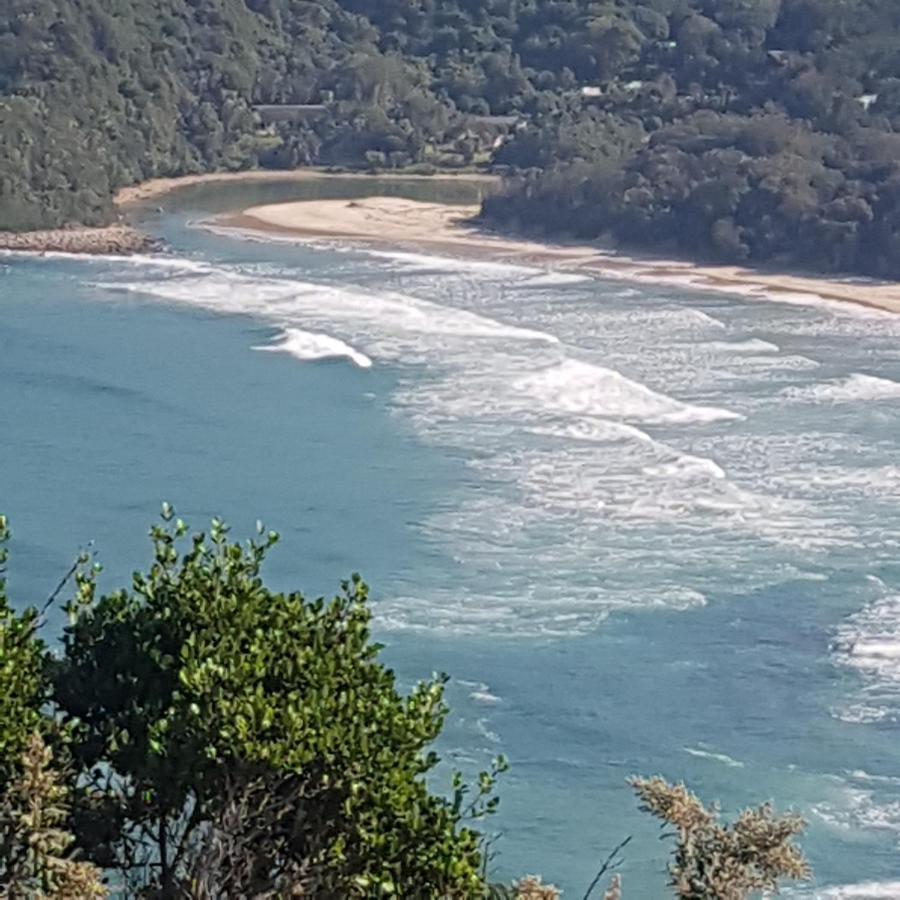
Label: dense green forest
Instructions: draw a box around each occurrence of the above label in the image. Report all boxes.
[480,1,900,277]
[4,0,900,275]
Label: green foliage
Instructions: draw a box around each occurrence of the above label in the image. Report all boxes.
[53,508,494,896]
[0,516,47,780]
[478,0,900,278]
[0,508,819,897]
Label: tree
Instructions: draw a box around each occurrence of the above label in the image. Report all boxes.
[0,515,47,781]
[631,776,810,900]
[0,733,106,898]
[0,507,821,898]
[53,508,498,897]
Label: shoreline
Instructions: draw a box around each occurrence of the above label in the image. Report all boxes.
[6,166,900,316]
[1,169,493,257]
[214,196,900,317]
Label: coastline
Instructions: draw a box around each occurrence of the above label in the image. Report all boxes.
[6,165,900,316]
[1,169,493,257]
[215,196,900,316]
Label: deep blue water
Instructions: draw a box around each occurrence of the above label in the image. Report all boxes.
[3,180,900,897]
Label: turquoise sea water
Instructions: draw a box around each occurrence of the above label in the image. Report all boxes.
[3,179,900,896]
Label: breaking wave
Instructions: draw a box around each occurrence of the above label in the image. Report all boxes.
[832,591,900,724]
[514,359,742,425]
[254,328,372,368]
[784,373,900,404]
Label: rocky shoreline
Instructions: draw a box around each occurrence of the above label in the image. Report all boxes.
[0,225,158,256]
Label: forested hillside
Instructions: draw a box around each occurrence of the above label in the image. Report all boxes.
[481,0,900,277]
[4,0,900,276]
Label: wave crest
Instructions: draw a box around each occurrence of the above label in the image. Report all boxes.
[254,328,372,368]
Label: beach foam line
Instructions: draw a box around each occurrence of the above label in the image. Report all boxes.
[100,267,562,346]
[525,271,593,286]
[364,247,541,278]
[253,328,372,369]
[204,193,900,317]
[365,248,593,285]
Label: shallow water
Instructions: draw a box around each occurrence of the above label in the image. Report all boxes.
[3,179,900,896]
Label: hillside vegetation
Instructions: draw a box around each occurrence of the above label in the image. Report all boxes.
[4,0,900,275]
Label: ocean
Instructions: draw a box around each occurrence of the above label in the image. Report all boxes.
[3,178,900,897]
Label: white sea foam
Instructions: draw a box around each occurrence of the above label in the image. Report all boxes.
[683,746,744,768]
[832,592,900,724]
[748,288,898,319]
[524,271,593,286]
[470,690,502,705]
[704,338,780,354]
[528,417,657,446]
[6,249,210,273]
[593,306,726,333]
[110,269,562,348]
[833,594,900,683]
[456,681,503,705]
[812,782,900,839]
[811,882,900,899]
[847,770,900,786]
[475,718,502,744]
[680,308,726,329]
[254,328,372,368]
[93,244,888,636]
[365,248,540,278]
[643,455,727,482]
[514,359,742,425]
[784,373,900,404]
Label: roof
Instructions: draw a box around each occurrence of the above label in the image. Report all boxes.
[468,114,521,126]
[253,104,328,123]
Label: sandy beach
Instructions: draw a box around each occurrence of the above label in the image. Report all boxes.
[11,165,900,313]
[216,195,900,316]
[2,169,490,256]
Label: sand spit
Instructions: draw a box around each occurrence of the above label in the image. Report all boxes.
[216,195,900,316]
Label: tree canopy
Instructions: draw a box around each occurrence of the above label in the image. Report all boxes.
[51,510,494,896]
[0,508,811,897]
